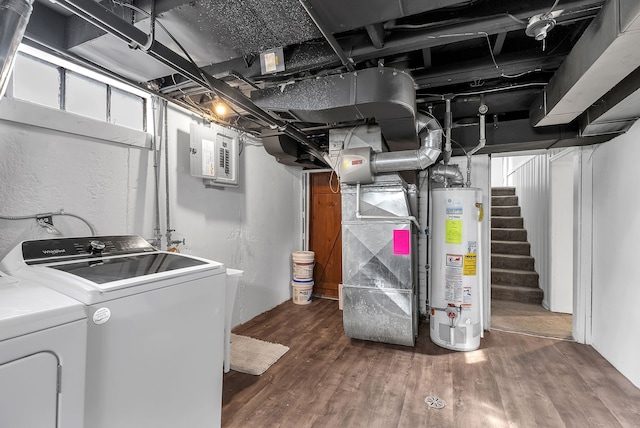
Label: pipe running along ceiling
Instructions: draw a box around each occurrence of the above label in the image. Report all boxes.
[11,0,640,166]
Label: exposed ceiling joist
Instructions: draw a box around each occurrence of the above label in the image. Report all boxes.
[531,0,640,127]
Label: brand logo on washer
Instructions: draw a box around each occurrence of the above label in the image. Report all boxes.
[93,307,111,325]
[42,248,66,255]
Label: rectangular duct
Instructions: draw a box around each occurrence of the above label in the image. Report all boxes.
[580,66,640,136]
[341,174,418,346]
[530,0,640,127]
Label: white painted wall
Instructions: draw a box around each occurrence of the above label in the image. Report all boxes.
[549,152,574,314]
[0,100,302,329]
[490,156,505,187]
[590,119,640,388]
[505,155,536,179]
[165,104,302,325]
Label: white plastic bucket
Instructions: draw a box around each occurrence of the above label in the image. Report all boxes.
[292,251,315,280]
[291,279,313,305]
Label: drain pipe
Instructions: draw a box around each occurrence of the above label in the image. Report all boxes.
[163,100,183,249]
[443,98,453,165]
[151,97,162,248]
[465,103,488,187]
[370,113,442,173]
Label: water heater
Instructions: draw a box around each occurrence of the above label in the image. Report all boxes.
[429,187,484,351]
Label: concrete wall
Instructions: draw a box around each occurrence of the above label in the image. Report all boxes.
[0,99,302,328]
[591,119,640,388]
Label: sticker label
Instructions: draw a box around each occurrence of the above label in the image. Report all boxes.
[446,220,462,244]
[445,253,463,305]
[462,287,472,307]
[264,52,277,72]
[93,307,111,325]
[393,229,410,255]
[463,253,477,276]
[202,138,215,176]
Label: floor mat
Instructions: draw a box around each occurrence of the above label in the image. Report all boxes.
[230,334,289,375]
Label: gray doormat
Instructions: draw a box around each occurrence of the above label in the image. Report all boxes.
[230,334,289,375]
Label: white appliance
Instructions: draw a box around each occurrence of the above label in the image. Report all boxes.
[224,268,243,373]
[429,188,484,351]
[0,235,227,428]
[0,271,87,428]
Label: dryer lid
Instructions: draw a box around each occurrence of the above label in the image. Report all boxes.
[0,274,86,342]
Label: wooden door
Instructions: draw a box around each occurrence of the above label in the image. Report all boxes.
[309,172,342,298]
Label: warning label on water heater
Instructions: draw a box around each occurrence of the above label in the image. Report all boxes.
[445,199,463,244]
[445,253,463,305]
[463,253,477,276]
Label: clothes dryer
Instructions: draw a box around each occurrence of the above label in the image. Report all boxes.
[0,272,87,428]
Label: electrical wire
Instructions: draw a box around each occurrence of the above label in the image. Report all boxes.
[0,211,97,235]
[546,0,561,16]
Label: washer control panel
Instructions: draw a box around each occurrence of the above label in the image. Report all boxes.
[22,235,156,264]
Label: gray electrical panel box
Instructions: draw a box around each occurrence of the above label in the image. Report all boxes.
[189,123,239,187]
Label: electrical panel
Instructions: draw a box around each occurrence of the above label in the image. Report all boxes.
[189,123,239,187]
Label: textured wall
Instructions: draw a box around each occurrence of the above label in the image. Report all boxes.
[0,102,302,328]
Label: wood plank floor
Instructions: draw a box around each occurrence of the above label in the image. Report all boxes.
[223,298,640,428]
[491,300,573,340]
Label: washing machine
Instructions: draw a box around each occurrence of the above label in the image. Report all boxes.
[0,271,87,428]
[1,235,227,428]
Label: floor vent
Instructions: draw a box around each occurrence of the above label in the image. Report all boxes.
[425,396,446,409]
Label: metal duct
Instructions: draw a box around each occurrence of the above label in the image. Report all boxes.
[371,113,442,173]
[530,0,640,127]
[341,174,418,346]
[0,0,33,99]
[252,67,417,151]
[580,66,640,136]
[431,163,464,187]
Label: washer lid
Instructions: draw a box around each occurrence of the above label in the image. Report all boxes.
[47,252,209,285]
[0,273,86,342]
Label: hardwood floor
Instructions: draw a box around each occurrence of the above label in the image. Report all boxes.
[223,298,640,428]
[491,300,573,340]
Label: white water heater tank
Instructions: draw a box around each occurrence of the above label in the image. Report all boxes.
[429,187,484,351]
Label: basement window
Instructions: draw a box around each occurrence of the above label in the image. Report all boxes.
[10,46,148,132]
[65,71,108,121]
[110,87,145,131]
[12,53,60,109]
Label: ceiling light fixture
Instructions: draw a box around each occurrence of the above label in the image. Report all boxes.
[213,101,227,117]
[525,13,556,42]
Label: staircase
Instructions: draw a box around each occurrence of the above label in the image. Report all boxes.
[491,187,544,304]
